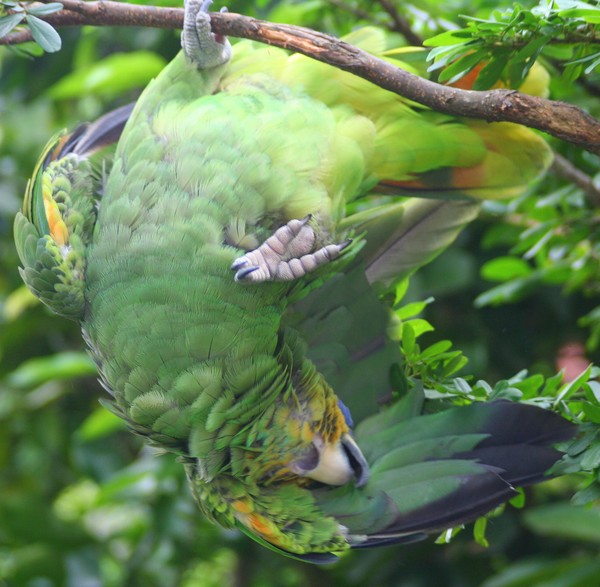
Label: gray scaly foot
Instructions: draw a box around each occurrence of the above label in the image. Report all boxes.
[182,0,231,68]
[231,216,350,283]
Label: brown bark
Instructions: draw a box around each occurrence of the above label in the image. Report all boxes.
[2,0,599,155]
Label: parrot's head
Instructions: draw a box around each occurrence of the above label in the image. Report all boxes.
[183,366,371,557]
[259,372,370,489]
[287,400,370,487]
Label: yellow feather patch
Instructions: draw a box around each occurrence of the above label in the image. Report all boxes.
[42,176,68,246]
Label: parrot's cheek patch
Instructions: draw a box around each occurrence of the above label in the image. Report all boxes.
[294,434,370,487]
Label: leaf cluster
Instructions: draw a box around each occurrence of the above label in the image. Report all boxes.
[477,157,600,351]
[425,0,600,89]
[396,286,600,501]
[394,289,600,572]
[0,1,63,52]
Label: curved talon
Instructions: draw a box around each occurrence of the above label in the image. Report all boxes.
[234,266,260,282]
[231,217,348,283]
[230,258,249,271]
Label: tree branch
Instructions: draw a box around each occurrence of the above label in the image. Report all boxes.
[2,0,600,155]
[551,153,600,207]
[375,0,423,46]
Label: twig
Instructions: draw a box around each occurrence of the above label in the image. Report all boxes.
[375,0,423,45]
[4,1,183,31]
[552,153,600,207]
[2,0,600,155]
[324,0,380,26]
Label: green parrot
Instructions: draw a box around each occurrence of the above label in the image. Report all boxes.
[14,0,575,563]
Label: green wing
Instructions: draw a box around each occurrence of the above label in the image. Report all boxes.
[317,389,576,548]
[14,104,132,319]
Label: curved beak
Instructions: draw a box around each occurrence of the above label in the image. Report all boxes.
[296,434,371,487]
[341,433,370,487]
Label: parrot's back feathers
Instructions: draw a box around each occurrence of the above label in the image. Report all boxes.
[224,32,552,204]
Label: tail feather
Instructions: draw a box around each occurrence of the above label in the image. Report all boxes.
[356,468,516,546]
[72,103,134,157]
[317,391,577,548]
[453,445,566,486]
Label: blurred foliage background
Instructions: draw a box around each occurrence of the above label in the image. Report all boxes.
[1,0,600,586]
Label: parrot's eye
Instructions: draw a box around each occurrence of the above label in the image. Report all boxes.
[292,443,320,472]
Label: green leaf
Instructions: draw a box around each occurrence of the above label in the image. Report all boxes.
[580,440,600,470]
[572,482,600,505]
[567,431,596,457]
[481,256,532,281]
[48,51,167,98]
[585,381,600,404]
[26,2,64,16]
[524,503,600,543]
[474,275,537,307]
[396,297,434,319]
[554,364,593,407]
[582,402,600,424]
[491,386,523,401]
[473,516,489,547]
[420,340,453,359]
[542,370,566,396]
[509,487,526,508]
[424,29,474,47]
[6,351,97,390]
[442,355,468,377]
[474,379,494,397]
[0,12,23,37]
[473,53,510,90]
[426,44,472,72]
[438,49,488,85]
[26,14,61,52]
[453,377,472,394]
[402,322,416,355]
[395,278,409,304]
[558,7,600,24]
[512,35,551,65]
[509,35,550,87]
[562,62,583,83]
[565,50,600,66]
[584,54,600,74]
[77,408,126,441]
[405,318,434,338]
[483,558,600,587]
[3,284,39,321]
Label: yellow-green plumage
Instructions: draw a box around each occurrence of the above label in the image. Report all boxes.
[15,6,573,563]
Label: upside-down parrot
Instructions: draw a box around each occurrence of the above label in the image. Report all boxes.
[14,0,575,563]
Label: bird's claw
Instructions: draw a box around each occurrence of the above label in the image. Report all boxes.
[231,216,348,283]
[182,0,231,69]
